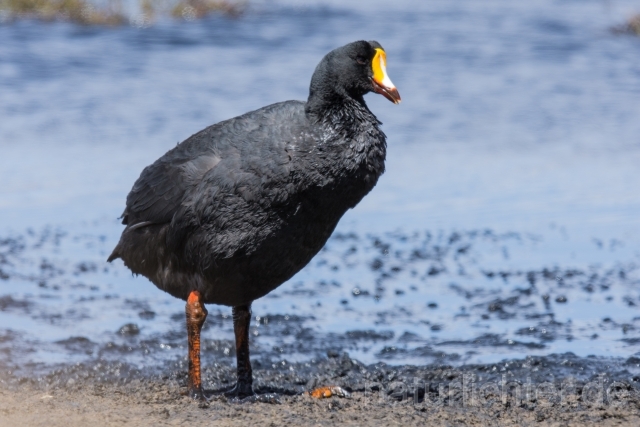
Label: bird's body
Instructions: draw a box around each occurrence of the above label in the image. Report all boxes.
[108,40,400,400]
[109,99,385,306]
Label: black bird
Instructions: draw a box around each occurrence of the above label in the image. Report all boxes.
[108,40,400,400]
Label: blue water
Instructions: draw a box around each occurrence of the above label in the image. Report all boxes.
[1,0,640,371]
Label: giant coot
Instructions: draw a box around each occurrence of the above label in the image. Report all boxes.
[108,40,400,400]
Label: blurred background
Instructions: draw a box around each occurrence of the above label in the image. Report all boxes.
[1,0,640,377]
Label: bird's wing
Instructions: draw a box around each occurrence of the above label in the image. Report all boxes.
[121,128,226,227]
[122,102,305,235]
[165,129,299,261]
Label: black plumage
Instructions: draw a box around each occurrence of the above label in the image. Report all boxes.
[108,40,400,399]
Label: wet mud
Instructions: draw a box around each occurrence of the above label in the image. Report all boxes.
[2,225,639,370]
[1,353,640,426]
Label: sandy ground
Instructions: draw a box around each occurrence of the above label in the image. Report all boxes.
[1,375,639,427]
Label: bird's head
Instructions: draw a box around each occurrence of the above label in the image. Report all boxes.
[309,40,401,105]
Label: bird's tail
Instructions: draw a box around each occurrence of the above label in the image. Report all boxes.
[107,221,154,263]
[107,246,120,262]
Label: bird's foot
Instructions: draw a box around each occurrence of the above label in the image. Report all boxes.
[223,381,254,399]
[305,386,351,399]
[186,385,209,401]
[221,383,280,404]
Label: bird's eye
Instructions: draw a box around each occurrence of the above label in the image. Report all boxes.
[356,56,367,65]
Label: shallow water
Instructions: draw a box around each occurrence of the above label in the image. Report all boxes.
[1,0,640,378]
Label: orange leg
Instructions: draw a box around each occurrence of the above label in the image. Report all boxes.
[186,290,208,400]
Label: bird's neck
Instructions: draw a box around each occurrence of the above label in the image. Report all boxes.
[301,92,386,186]
[305,94,379,138]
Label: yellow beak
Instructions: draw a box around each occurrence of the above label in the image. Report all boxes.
[371,48,401,104]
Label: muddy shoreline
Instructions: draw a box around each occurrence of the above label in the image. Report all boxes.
[2,352,640,426]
